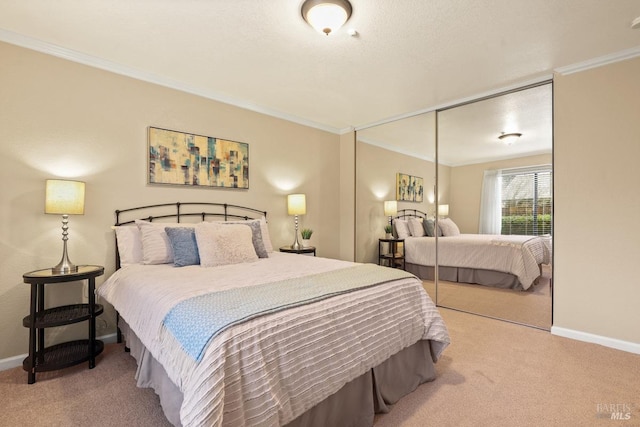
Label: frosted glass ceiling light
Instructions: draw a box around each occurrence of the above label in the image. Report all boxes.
[302,0,352,35]
[498,132,522,145]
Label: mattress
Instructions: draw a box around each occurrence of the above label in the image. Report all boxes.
[98,252,450,426]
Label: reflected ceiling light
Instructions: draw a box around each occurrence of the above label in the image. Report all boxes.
[302,0,352,35]
[498,132,522,145]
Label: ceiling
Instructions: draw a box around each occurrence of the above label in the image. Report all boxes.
[356,83,552,166]
[1,1,639,135]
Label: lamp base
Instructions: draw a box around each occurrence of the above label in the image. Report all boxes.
[291,233,302,250]
[51,264,78,275]
[52,237,78,275]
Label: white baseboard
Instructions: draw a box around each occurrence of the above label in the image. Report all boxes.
[0,332,118,372]
[551,326,640,355]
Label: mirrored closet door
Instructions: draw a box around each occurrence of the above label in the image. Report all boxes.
[355,111,437,301]
[435,82,553,329]
[355,82,553,330]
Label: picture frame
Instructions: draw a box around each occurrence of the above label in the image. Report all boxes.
[396,173,424,202]
[148,127,249,189]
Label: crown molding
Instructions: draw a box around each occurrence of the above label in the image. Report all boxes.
[0,29,342,135]
[554,45,640,75]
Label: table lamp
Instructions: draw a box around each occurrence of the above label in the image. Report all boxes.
[287,194,306,250]
[45,179,85,274]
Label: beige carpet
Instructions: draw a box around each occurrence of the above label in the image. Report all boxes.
[1,308,638,426]
[422,265,552,330]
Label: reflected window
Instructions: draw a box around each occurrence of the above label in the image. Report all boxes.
[480,165,552,236]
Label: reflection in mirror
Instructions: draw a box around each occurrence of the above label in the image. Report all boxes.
[434,83,553,329]
[355,111,438,300]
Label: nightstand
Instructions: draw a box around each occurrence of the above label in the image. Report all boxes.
[378,238,405,269]
[22,265,105,384]
[280,246,317,256]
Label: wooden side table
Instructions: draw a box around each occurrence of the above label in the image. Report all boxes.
[22,265,105,384]
[280,246,317,256]
[378,238,405,270]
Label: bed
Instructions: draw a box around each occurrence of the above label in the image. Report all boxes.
[393,209,551,290]
[98,202,450,427]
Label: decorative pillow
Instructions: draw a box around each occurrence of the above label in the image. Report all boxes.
[136,220,195,265]
[195,222,258,267]
[394,219,410,239]
[113,225,143,266]
[423,219,442,237]
[259,216,274,253]
[439,218,461,236]
[221,219,269,258]
[408,217,426,237]
[165,227,200,267]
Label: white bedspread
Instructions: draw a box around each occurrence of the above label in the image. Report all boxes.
[98,253,450,426]
[404,234,551,290]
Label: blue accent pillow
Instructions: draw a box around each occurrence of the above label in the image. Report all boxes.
[165,227,200,267]
[423,219,442,237]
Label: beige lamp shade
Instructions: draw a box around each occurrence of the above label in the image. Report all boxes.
[438,204,449,217]
[45,179,85,215]
[383,200,398,217]
[287,194,307,216]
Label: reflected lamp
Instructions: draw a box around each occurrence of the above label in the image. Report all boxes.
[383,200,397,225]
[45,179,85,274]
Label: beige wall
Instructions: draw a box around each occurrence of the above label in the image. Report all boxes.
[448,154,552,233]
[0,42,344,360]
[355,141,443,264]
[554,56,640,346]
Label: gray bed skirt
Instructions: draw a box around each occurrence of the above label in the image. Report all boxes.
[405,262,527,290]
[120,320,438,427]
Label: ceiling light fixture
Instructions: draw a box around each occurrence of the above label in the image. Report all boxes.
[498,132,522,145]
[632,16,640,30]
[302,0,352,36]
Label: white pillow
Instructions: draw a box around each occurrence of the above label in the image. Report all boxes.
[195,222,258,267]
[136,220,195,265]
[408,217,426,237]
[114,225,143,266]
[439,218,461,236]
[221,219,269,258]
[394,219,410,239]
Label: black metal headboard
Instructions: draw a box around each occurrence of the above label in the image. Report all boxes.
[115,202,267,226]
[113,202,268,268]
[393,209,429,223]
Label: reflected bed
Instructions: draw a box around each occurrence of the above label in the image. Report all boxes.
[393,209,551,290]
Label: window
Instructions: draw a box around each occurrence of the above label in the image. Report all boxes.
[500,165,552,236]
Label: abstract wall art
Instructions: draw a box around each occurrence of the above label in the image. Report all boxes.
[396,173,424,202]
[148,127,249,189]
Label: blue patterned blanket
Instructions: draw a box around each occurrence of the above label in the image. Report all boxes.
[163,264,415,361]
